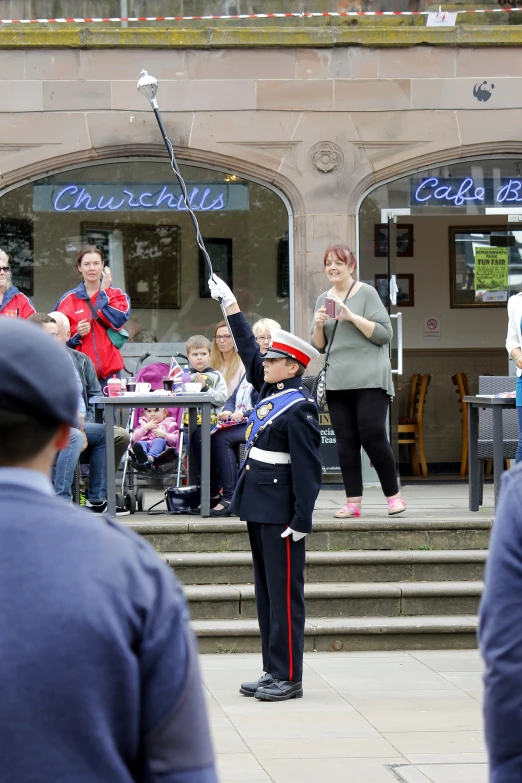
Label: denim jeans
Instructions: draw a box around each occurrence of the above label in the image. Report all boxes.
[54,428,84,500]
[211,423,247,502]
[192,423,246,500]
[84,422,107,503]
[136,438,167,458]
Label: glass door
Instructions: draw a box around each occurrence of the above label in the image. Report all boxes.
[386,216,403,476]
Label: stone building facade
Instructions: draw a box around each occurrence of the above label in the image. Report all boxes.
[1,17,521,471]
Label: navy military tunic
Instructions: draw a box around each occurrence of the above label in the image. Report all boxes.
[228,312,322,683]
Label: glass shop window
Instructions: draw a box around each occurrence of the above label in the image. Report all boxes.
[0,159,290,341]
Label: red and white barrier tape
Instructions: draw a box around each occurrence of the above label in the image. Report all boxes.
[0,9,520,24]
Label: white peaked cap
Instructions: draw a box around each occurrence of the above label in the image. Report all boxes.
[264,328,320,368]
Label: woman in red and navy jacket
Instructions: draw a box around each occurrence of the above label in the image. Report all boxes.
[55,246,131,384]
[0,250,36,319]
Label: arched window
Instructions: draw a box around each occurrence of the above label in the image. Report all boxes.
[0,158,291,341]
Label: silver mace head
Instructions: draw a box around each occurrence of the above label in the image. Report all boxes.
[137,69,159,108]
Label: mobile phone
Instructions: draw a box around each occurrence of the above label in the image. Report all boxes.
[324,297,339,318]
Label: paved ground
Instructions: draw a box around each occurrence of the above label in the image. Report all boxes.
[127,481,492,780]
[202,649,486,783]
[128,480,496,522]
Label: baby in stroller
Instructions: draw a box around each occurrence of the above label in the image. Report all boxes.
[130,406,179,467]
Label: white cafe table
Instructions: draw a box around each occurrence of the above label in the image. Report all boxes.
[93,392,214,518]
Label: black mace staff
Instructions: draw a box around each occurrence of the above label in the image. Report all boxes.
[137,69,237,348]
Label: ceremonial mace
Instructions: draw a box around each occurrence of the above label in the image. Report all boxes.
[137,69,237,347]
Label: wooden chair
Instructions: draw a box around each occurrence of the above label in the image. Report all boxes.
[398,373,431,478]
[451,372,470,476]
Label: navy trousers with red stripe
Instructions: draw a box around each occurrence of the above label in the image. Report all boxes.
[247,521,306,683]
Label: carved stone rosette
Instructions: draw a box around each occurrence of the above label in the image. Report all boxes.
[309,142,344,174]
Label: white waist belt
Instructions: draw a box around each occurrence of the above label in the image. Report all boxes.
[249,447,291,465]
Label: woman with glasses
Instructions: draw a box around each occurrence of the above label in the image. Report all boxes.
[210,320,245,396]
[0,249,35,319]
[210,318,280,517]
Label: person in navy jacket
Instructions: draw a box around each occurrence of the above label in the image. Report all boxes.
[209,274,322,702]
[479,464,522,782]
[0,249,35,319]
[0,317,217,783]
[55,245,130,383]
[210,318,279,517]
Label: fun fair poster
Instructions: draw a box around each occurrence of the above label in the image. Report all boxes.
[474,247,509,303]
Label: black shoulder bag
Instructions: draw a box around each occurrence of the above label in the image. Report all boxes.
[311,281,356,407]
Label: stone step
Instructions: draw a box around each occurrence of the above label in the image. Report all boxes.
[191,615,479,654]
[133,516,492,553]
[165,549,486,585]
[184,580,483,620]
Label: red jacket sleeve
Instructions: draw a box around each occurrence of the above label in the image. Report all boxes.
[96,288,131,330]
[56,293,81,343]
[18,295,36,319]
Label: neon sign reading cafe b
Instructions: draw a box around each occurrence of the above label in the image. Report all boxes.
[410,177,522,208]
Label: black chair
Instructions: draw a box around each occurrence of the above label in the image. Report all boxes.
[477,375,518,504]
[302,376,316,395]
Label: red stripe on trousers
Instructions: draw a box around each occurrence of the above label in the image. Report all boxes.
[286,533,293,681]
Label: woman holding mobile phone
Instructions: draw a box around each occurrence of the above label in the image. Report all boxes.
[311,244,406,518]
[55,246,131,385]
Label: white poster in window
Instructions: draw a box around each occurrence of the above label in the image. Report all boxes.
[424,316,441,341]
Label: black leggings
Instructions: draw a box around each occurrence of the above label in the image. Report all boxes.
[326,388,399,498]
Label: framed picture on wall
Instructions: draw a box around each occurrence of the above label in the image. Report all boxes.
[83,224,113,267]
[125,225,181,309]
[374,224,414,258]
[375,274,414,307]
[199,238,233,298]
[449,225,514,308]
[0,219,34,295]
[82,222,181,309]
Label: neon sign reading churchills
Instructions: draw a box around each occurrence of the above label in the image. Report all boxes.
[410,177,522,208]
[32,183,250,213]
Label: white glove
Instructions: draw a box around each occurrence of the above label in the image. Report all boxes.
[208,274,237,309]
[281,528,308,543]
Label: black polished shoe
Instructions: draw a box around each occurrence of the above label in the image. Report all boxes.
[210,501,232,517]
[131,442,148,465]
[255,679,303,701]
[187,496,222,515]
[239,672,273,697]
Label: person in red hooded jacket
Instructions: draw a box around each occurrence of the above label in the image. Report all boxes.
[55,246,130,384]
[0,249,35,319]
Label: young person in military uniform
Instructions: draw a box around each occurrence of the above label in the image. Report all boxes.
[0,317,217,783]
[208,274,322,702]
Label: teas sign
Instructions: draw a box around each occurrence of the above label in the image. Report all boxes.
[318,403,340,475]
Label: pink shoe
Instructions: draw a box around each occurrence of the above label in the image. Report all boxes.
[388,497,406,516]
[334,503,361,519]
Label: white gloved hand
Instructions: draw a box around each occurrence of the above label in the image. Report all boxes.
[208,274,237,309]
[281,527,308,543]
